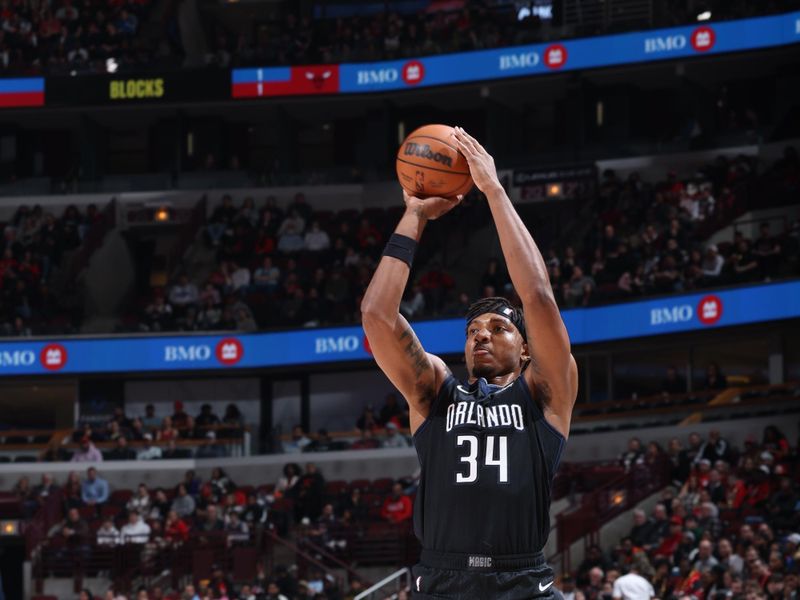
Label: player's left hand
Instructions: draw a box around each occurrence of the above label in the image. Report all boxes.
[403,190,463,221]
[452,126,503,194]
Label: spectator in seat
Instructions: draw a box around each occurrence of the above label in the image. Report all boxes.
[164,510,190,544]
[277,210,306,253]
[252,256,281,293]
[563,266,595,308]
[195,403,221,430]
[226,511,250,546]
[692,539,719,571]
[667,438,691,487]
[753,222,782,280]
[172,484,196,518]
[265,582,289,600]
[305,429,335,453]
[276,463,301,495]
[763,425,790,461]
[304,220,331,252]
[147,488,170,522]
[351,428,381,450]
[120,510,150,544]
[382,422,409,448]
[196,430,225,459]
[199,504,224,532]
[71,435,103,462]
[620,438,645,472]
[660,365,686,396]
[141,404,160,431]
[157,416,180,442]
[80,467,109,508]
[717,537,743,575]
[169,274,199,314]
[242,493,266,528]
[295,462,326,522]
[32,473,59,503]
[629,509,653,549]
[137,433,162,460]
[106,436,136,461]
[230,261,251,292]
[701,245,724,282]
[97,518,121,546]
[729,239,759,283]
[283,425,311,454]
[143,293,173,332]
[172,400,190,429]
[702,363,727,391]
[696,429,731,465]
[356,405,379,431]
[208,195,237,246]
[49,507,90,555]
[127,483,151,514]
[381,482,412,524]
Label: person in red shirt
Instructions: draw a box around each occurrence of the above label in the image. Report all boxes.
[380,482,412,524]
[164,509,190,544]
[653,516,684,558]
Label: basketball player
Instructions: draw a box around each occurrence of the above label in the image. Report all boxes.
[361,127,578,599]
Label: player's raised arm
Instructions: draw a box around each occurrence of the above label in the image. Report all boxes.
[453,127,578,438]
[361,191,460,433]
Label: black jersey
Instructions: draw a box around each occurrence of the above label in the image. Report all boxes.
[412,374,565,556]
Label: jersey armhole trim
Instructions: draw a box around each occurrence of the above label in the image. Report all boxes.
[412,373,454,440]
[517,375,566,443]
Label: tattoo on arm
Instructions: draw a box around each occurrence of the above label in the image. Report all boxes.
[399,325,429,381]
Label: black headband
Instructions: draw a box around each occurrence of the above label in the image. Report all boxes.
[465,298,527,343]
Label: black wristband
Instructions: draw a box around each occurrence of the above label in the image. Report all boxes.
[382,233,417,267]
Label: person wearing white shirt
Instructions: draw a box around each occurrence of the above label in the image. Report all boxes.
[126,483,151,514]
[304,221,331,252]
[120,512,151,544]
[701,245,724,278]
[96,519,121,546]
[136,434,162,460]
[612,565,655,600]
[231,263,251,291]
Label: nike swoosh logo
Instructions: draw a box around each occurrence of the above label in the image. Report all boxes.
[457,385,475,394]
[539,581,554,592]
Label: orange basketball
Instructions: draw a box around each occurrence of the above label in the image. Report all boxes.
[396,124,473,199]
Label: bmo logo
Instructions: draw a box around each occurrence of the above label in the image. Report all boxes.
[402,61,424,85]
[41,344,67,370]
[356,68,398,85]
[0,349,36,368]
[544,44,567,69]
[644,34,687,53]
[697,295,722,325]
[165,344,211,362]
[650,304,693,326]
[216,338,243,366]
[315,335,359,355]
[499,51,540,71]
[691,27,715,51]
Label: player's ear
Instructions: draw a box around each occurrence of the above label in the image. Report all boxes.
[520,341,530,364]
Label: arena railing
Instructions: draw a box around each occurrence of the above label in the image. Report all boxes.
[553,461,671,571]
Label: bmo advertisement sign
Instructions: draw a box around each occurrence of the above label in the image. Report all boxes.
[0,282,797,377]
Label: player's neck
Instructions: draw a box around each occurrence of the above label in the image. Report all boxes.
[467,371,520,387]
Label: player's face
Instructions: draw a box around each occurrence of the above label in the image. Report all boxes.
[465,313,528,380]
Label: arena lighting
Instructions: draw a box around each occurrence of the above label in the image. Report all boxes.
[611,492,626,506]
[105,57,118,73]
[697,11,712,21]
[154,207,170,222]
[546,183,563,198]
[0,521,19,536]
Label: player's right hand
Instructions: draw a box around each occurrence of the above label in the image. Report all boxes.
[403,190,463,221]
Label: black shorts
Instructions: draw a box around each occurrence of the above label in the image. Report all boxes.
[412,550,563,600]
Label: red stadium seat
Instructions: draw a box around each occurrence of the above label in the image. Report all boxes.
[110,490,133,505]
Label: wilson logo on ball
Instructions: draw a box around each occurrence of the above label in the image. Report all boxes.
[404,143,453,168]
